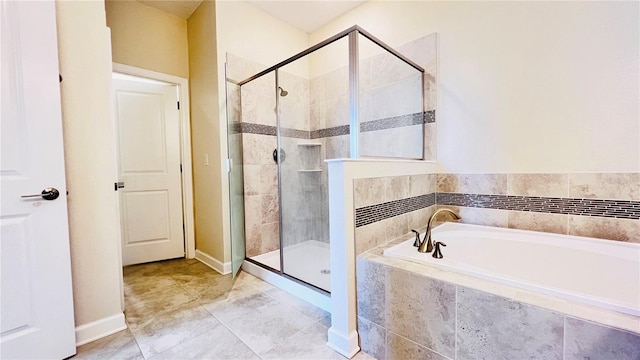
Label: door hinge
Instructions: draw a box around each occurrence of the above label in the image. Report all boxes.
[177,101,180,110]
[180,164,183,172]
[182,224,185,235]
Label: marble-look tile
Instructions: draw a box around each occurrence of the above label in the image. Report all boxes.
[568,215,640,242]
[443,205,509,228]
[387,331,450,360]
[243,195,261,229]
[264,287,329,321]
[260,321,343,359]
[260,221,280,253]
[261,194,279,224]
[358,316,387,360]
[508,210,568,235]
[407,207,431,234]
[245,224,263,258]
[176,273,236,305]
[384,214,409,242]
[386,267,456,358]
[436,174,457,193]
[225,271,277,302]
[130,304,220,358]
[353,351,378,360]
[456,286,564,360]
[242,133,276,166]
[148,321,260,360]
[124,285,197,329]
[386,176,411,202]
[325,134,350,159]
[122,258,197,278]
[205,291,275,324]
[355,220,387,256]
[354,177,388,208]
[260,164,279,195]
[409,174,430,197]
[569,173,640,200]
[243,165,261,196]
[211,300,316,354]
[437,174,507,195]
[508,173,568,198]
[356,257,386,327]
[75,328,143,360]
[564,317,640,360]
[123,275,178,298]
[424,122,437,161]
[325,96,349,128]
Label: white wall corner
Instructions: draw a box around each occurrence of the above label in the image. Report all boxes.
[196,249,231,275]
[75,312,127,346]
[327,160,360,358]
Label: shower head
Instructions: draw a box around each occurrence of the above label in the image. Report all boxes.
[278,86,288,97]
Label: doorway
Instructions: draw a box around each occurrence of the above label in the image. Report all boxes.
[111,64,195,266]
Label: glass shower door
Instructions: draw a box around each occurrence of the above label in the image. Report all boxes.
[225,64,245,277]
[277,36,349,292]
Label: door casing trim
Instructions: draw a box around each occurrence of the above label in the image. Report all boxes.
[111,63,196,262]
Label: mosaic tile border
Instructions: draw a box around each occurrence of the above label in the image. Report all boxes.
[355,193,436,227]
[231,122,309,139]
[437,193,640,220]
[233,110,436,139]
[310,125,350,139]
[355,192,640,228]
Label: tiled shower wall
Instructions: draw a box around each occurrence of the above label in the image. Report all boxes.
[229,32,439,258]
[354,172,640,254]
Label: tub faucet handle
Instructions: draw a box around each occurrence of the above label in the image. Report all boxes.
[432,242,446,259]
[411,229,422,247]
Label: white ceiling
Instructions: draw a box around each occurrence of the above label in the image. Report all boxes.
[137,0,366,33]
[138,0,203,19]
[245,0,366,33]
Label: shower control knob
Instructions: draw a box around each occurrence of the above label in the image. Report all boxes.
[273,148,286,164]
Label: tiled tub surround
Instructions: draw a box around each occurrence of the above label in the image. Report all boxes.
[354,173,640,245]
[356,251,640,360]
[353,172,640,359]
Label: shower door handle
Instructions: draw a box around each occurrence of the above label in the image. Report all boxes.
[226,158,233,173]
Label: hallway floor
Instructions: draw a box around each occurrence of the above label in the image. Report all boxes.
[74,258,373,360]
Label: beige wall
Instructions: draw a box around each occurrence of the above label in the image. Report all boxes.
[187,1,223,260]
[55,0,123,327]
[105,0,189,78]
[312,1,640,173]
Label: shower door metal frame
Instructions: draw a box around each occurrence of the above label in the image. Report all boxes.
[237,25,427,291]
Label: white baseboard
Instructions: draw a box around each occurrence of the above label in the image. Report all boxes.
[195,249,231,275]
[327,327,360,359]
[75,313,127,346]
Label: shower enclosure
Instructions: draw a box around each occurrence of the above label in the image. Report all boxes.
[226,26,430,293]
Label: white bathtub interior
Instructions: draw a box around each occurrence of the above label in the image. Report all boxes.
[250,240,331,292]
[384,222,640,316]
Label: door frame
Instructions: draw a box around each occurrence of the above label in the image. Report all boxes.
[112,63,196,261]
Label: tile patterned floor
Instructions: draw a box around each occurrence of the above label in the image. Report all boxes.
[73,258,375,360]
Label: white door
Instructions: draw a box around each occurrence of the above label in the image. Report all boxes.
[113,78,184,266]
[0,0,76,358]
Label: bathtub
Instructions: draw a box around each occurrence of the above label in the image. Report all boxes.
[383,222,640,317]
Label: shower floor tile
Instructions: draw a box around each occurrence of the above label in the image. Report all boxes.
[74,258,373,360]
